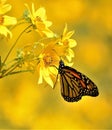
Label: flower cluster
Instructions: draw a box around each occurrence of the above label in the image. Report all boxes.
[0,1,77,88]
[0,0,17,38]
[24,3,54,37]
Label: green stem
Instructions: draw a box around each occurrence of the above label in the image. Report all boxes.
[5,69,33,76]
[2,24,33,69]
[0,62,19,78]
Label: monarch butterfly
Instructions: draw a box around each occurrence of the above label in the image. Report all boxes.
[58,60,99,102]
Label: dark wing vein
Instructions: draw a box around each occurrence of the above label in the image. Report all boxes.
[60,71,82,102]
[64,67,99,97]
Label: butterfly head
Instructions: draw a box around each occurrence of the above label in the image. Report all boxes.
[58,60,65,74]
[59,60,65,68]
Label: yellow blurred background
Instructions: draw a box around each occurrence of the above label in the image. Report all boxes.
[0,0,112,129]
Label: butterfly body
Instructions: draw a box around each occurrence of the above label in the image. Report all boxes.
[58,60,99,102]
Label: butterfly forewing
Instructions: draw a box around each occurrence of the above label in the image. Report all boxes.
[58,60,99,102]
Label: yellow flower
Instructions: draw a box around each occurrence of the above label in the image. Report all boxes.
[0,0,11,14]
[24,3,54,38]
[59,24,77,62]
[37,39,60,88]
[0,0,17,38]
[36,35,77,87]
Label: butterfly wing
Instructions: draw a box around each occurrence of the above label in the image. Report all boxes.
[60,66,99,102]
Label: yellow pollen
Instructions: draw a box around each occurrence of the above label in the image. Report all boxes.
[35,16,42,22]
[63,40,69,46]
[43,55,52,66]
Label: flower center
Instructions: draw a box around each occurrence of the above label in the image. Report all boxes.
[43,55,53,66]
[63,40,69,46]
[0,15,4,24]
[35,16,43,22]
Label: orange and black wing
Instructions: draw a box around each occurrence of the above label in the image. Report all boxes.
[59,60,99,102]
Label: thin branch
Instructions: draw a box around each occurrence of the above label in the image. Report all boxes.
[2,24,33,68]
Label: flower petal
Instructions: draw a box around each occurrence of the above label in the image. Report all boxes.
[35,7,46,20]
[0,25,12,38]
[42,28,54,38]
[68,39,77,48]
[44,21,52,27]
[0,4,11,14]
[48,67,57,76]
[63,24,67,35]
[66,48,74,62]
[42,67,54,88]
[3,15,17,26]
[38,67,43,84]
[31,3,35,16]
[66,30,74,39]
